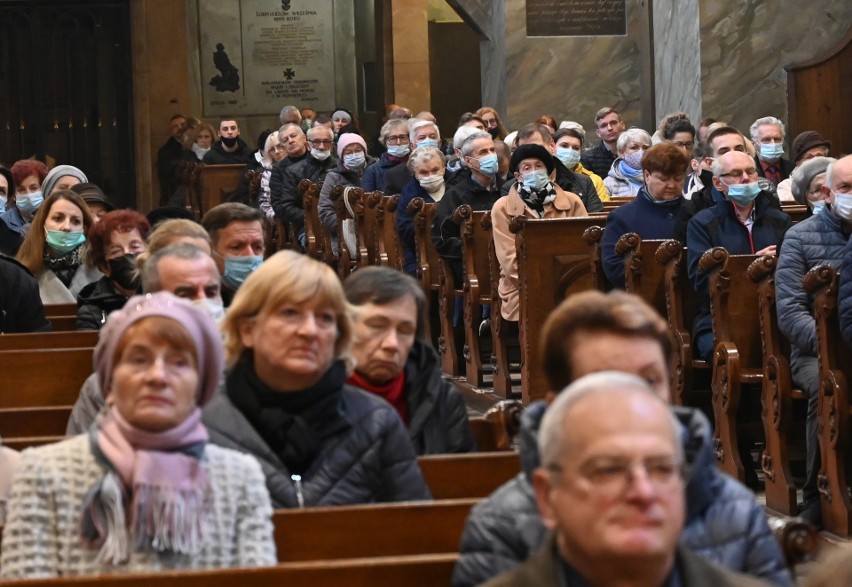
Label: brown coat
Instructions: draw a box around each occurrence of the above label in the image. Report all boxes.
[491,184,587,321]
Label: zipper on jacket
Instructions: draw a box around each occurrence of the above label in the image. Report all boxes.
[291,474,305,508]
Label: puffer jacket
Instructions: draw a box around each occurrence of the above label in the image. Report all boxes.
[202,376,431,508]
[451,401,793,587]
[270,153,337,232]
[317,156,377,237]
[776,209,849,363]
[402,340,475,454]
[75,276,129,330]
[603,158,644,198]
[841,238,852,349]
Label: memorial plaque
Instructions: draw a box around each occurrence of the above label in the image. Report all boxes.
[199,0,336,117]
[526,0,627,37]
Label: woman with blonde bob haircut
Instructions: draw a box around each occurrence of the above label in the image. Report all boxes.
[203,250,431,508]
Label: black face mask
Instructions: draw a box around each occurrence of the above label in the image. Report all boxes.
[699,167,714,188]
[487,127,500,139]
[221,136,239,148]
[108,253,141,292]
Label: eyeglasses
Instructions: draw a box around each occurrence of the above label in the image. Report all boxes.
[548,456,684,495]
[309,139,333,147]
[385,134,409,145]
[719,168,759,180]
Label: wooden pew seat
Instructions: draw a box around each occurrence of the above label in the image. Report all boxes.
[0,348,93,409]
[419,451,520,499]
[0,331,98,351]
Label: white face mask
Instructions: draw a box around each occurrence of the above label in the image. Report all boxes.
[192,297,226,325]
[832,191,852,221]
[311,148,331,161]
[418,175,444,193]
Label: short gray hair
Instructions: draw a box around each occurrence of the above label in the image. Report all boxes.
[616,128,652,153]
[460,131,493,158]
[453,125,481,150]
[279,105,302,125]
[409,119,441,142]
[407,146,445,173]
[142,243,213,293]
[749,116,785,141]
[379,118,410,146]
[538,371,683,471]
[307,125,333,142]
[278,123,304,139]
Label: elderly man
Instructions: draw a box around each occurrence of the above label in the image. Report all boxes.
[277,122,309,165]
[271,125,337,244]
[432,131,501,286]
[65,243,225,435]
[201,203,265,305]
[484,372,770,587]
[580,107,626,178]
[453,290,790,587]
[383,118,443,195]
[278,104,302,126]
[344,267,474,454]
[203,118,251,164]
[504,123,602,213]
[687,150,791,362]
[776,131,831,202]
[750,116,793,187]
[778,154,852,528]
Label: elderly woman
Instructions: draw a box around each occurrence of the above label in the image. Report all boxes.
[1,159,49,238]
[42,164,88,197]
[344,267,474,454]
[601,142,690,289]
[492,144,587,329]
[790,156,836,218]
[203,250,431,507]
[76,210,151,330]
[363,118,411,193]
[256,131,288,220]
[16,189,100,303]
[396,146,447,276]
[604,128,653,198]
[0,292,276,578]
[317,133,377,239]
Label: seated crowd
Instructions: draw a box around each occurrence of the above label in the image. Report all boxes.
[0,99,850,585]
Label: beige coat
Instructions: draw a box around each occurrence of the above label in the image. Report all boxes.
[491,184,587,321]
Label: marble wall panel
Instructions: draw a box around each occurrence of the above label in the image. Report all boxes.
[654,0,702,126]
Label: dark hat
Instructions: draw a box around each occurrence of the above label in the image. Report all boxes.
[146,206,195,227]
[509,144,555,176]
[791,131,831,164]
[71,182,114,212]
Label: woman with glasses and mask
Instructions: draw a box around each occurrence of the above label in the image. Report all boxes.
[76,210,151,330]
[362,118,411,193]
[16,189,100,304]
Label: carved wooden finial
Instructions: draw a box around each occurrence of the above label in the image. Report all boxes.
[654,240,683,264]
[746,254,777,283]
[698,246,729,274]
[614,232,640,256]
[406,197,424,216]
[803,263,837,294]
[582,225,604,245]
[508,215,527,234]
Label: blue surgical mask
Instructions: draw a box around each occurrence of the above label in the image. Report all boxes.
[222,254,263,290]
[343,152,366,170]
[759,143,784,162]
[416,138,440,149]
[475,153,499,176]
[811,200,826,215]
[0,195,6,209]
[832,191,852,221]
[17,191,44,214]
[386,145,410,158]
[724,181,761,206]
[45,229,86,255]
[521,169,550,192]
[556,147,581,168]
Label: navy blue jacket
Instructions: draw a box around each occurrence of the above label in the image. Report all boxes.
[839,237,852,350]
[397,176,438,276]
[602,187,684,289]
[686,192,792,360]
[362,152,407,193]
[451,401,793,587]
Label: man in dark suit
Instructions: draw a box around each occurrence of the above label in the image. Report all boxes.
[156,113,186,205]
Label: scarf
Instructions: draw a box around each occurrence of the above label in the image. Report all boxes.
[348,371,409,425]
[43,246,83,287]
[516,181,557,218]
[81,407,209,565]
[226,356,349,475]
[618,159,645,184]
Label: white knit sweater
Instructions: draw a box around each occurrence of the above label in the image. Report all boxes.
[0,434,277,578]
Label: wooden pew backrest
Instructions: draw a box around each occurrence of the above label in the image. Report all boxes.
[418,451,520,499]
[0,348,92,408]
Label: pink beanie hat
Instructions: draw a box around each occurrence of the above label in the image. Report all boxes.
[94,292,224,405]
[337,133,367,158]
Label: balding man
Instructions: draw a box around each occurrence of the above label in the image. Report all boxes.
[783,154,852,526]
[486,372,770,587]
[687,150,791,362]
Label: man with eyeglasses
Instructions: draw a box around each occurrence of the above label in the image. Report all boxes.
[453,290,790,587]
[270,125,337,246]
[483,372,771,587]
[383,118,444,196]
[362,118,410,193]
[686,150,792,362]
[777,154,850,529]
[750,116,793,187]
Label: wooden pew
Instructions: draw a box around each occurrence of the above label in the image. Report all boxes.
[274,499,475,562]
[0,330,98,351]
[0,555,457,587]
[361,191,383,266]
[198,164,245,216]
[0,406,72,439]
[376,194,403,271]
[656,240,710,406]
[470,400,523,451]
[512,216,607,404]
[419,451,520,499]
[582,225,610,291]
[615,233,668,316]
[781,204,809,223]
[43,304,77,318]
[301,180,325,261]
[0,348,93,409]
[488,235,514,399]
[699,247,762,485]
[748,254,803,516]
[804,263,852,537]
[330,184,360,277]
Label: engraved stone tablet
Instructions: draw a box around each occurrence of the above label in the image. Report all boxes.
[526,0,627,37]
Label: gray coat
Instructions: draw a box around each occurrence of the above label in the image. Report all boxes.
[36,265,101,305]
